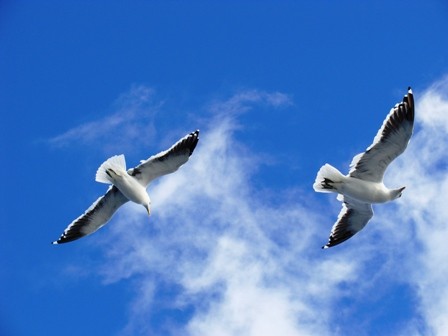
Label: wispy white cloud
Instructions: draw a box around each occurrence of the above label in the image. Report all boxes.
[93,89,369,336]
[378,76,448,335]
[48,85,160,153]
[72,80,448,336]
[207,90,292,117]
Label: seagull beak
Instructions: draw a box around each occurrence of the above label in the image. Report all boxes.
[144,204,151,216]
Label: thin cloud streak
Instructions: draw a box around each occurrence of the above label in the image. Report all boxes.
[207,90,292,117]
[73,80,448,336]
[95,89,365,336]
[48,85,159,153]
[380,77,448,335]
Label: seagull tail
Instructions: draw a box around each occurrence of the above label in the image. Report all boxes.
[313,164,344,193]
[95,154,127,184]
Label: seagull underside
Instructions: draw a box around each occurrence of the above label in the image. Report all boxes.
[314,87,414,248]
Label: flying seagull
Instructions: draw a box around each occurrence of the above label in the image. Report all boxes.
[52,130,199,244]
[313,88,414,248]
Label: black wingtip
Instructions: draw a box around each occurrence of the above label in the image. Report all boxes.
[188,130,200,156]
[403,87,414,120]
[51,234,83,244]
[51,238,61,245]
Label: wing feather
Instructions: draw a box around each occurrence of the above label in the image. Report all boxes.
[129,130,199,186]
[349,88,414,182]
[322,196,373,248]
[52,186,128,244]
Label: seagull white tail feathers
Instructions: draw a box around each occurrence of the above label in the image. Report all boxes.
[95,154,127,184]
[313,163,344,193]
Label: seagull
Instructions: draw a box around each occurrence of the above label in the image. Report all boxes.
[313,88,414,248]
[52,130,199,244]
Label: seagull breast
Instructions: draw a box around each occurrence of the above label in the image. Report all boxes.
[339,177,392,204]
[110,172,150,207]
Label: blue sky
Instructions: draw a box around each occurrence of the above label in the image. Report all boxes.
[2,1,448,335]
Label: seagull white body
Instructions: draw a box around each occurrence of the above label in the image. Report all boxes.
[53,130,199,244]
[313,88,414,248]
[318,164,403,204]
[95,154,151,214]
[338,179,393,204]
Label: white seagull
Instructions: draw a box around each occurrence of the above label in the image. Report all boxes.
[313,88,414,248]
[52,130,199,244]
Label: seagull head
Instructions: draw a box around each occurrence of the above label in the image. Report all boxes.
[392,186,406,199]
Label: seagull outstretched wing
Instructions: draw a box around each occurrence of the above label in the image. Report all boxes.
[323,196,373,249]
[129,130,199,186]
[52,186,128,244]
[349,88,414,183]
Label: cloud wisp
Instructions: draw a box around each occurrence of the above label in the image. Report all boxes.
[93,89,370,336]
[378,77,448,335]
[68,80,448,336]
[48,85,160,154]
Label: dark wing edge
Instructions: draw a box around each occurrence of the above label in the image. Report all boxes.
[129,130,200,186]
[322,198,373,249]
[52,186,128,244]
[349,87,414,182]
[165,129,199,157]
